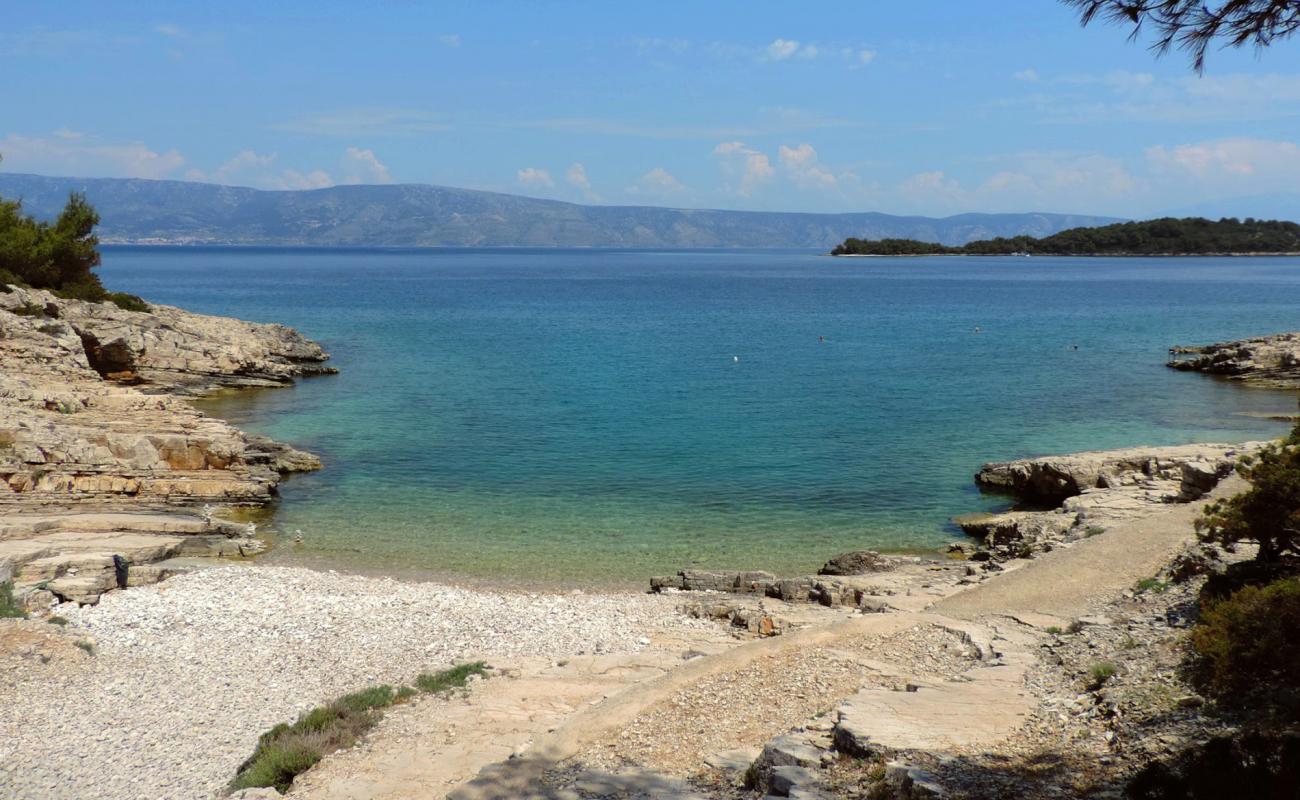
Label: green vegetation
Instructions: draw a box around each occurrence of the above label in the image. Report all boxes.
[74,640,95,656]
[1197,422,1300,561]
[1190,577,1300,701]
[0,582,26,619]
[0,157,148,312]
[831,217,1300,257]
[230,663,490,793]
[1136,577,1171,594]
[46,615,69,626]
[413,661,488,694]
[1088,661,1117,690]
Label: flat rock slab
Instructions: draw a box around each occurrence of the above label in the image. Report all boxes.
[834,620,1035,756]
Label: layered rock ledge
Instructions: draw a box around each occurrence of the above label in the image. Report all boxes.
[960,441,1263,558]
[0,286,333,607]
[1168,331,1300,388]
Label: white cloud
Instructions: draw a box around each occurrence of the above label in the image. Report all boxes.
[892,152,1144,215]
[516,167,555,188]
[437,33,461,47]
[0,131,184,179]
[565,162,601,201]
[856,49,876,65]
[185,147,391,190]
[152,23,185,38]
[274,109,450,137]
[778,143,838,189]
[1012,68,1039,82]
[799,44,819,60]
[1146,138,1300,180]
[766,38,800,60]
[712,141,775,195]
[627,167,686,196]
[186,149,333,190]
[340,146,393,184]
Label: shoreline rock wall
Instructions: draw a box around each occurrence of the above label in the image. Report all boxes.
[0,285,334,606]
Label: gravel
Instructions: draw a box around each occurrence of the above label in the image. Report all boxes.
[0,566,695,800]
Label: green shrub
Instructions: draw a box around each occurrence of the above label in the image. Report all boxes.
[1190,577,1300,699]
[230,699,379,793]
[1197,424,1300,561]
[414,661,488,694]
[75,640,95,656]
[230,741,322,794]
[0,582,26,619]
[230,665,489,793]
[107,292,150,312]
[10,302,45,317]
[46,615,68,626]
[335,685,395,713]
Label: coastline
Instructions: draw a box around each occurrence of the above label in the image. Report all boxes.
[4,285,1300,798]
[830,251,1300,257]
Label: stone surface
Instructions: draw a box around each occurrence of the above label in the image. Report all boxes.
[818,550,895,576]
[973,442,1259,506]
[1168,332,1300,388]
[959,442,1260,560]
[0,286,331,604]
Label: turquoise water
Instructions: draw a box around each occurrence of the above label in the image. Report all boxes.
[99,248,1300,585]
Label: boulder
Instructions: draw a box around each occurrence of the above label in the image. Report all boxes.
[818,550,893,576]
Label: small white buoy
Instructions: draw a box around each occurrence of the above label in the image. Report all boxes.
[733,355,740,363]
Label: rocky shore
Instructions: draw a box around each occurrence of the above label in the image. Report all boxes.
[0,286,334,608]
[1168,331,1300,388]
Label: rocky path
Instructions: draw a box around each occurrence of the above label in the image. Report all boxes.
[935,475,1245,623]
[289,469,1248,800]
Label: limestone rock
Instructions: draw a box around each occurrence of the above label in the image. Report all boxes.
[1168,332,1300,388]
[818,550,894,576]
[0,286,332,604]
[974,442,1261,505]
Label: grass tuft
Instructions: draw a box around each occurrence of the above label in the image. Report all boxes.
[1136,577,1170,594]
[414,661,488,694]
[46,615,69,626]
[1088,661,1117,690]
[74,640,95,656]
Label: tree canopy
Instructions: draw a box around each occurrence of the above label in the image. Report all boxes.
[831,217,1300,256]
[0,159,146,311]
[1196,422,1300,562]
[1062,0,1300,71]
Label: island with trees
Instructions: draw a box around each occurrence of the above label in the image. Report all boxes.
[831,216,1300,257]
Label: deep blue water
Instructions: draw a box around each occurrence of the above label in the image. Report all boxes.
[99,247,1300,585]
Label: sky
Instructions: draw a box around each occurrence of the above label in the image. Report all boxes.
[4,1,1300,219]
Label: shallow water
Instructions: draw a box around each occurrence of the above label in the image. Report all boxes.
[99,247,1300,585]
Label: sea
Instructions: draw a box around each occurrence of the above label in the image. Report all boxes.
[98,247,1300,586]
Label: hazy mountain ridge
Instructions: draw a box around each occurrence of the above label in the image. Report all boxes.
[0,173,1121,248]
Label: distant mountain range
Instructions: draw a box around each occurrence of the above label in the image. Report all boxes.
[0,172,1121,248]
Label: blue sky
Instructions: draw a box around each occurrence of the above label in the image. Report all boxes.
[4,0,1300,218]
